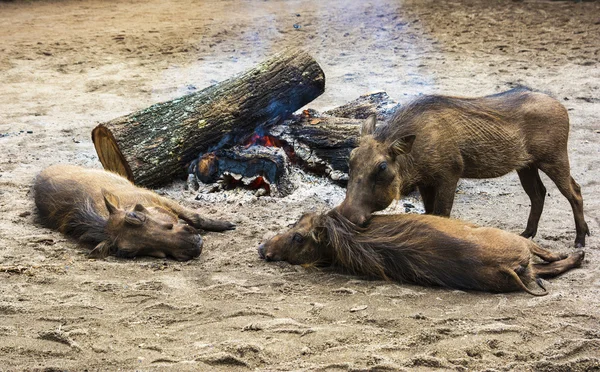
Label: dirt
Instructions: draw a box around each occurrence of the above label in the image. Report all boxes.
[1,0,599,370]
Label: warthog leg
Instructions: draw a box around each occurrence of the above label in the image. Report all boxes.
[154,195,235,231]
[503,266,548,296]
[528,243,568,263]
[533,250,585,278]
[433,178,459,217]
[539,159,590,247]
[418,185,436,214]
[517,166,546,239]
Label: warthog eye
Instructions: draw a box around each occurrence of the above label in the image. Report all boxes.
[124,211,146,226]
[292,233,304,244]
[378,162,387,172]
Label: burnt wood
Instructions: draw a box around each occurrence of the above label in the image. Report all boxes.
[92,48,325,187]
[323,91,400,120]
[193,146,286,186]
[269,115,363,183]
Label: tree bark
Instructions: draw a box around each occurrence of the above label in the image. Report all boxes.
[92,48,325,187]
[323,91,400,120]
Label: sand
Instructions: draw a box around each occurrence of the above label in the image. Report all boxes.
[0,0,599,370]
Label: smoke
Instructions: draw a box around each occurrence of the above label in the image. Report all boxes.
[152,1,438,113]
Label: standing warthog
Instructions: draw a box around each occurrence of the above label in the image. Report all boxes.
[34,165,235,260]
[338,88,590,247]
[258,210,584,295]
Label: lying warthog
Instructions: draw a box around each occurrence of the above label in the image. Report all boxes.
[338,87,590,247]
[34,165,235,260]
[258,210,584,295]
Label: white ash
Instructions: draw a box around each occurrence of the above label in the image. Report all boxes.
[192,166,347,208]
[190,164,425,217]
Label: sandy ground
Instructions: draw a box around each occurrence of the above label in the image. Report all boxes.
[1,0,599,370]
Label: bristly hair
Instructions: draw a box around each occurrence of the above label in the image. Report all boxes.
[314,210,488,291]
[374,88,533,147]
[314,211,389,280]
[485,85,531,98]
[63,198,110,245]
[35,177,110,245]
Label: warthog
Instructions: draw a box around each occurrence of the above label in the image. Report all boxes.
[258,210,584,295]
[34,165,235,260]
[338,87,590,247]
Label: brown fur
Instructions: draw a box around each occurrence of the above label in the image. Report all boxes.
[258,210,584,295]
[339,87,590,247]
[34,165,235,261]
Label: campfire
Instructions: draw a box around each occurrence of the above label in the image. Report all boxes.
[187,92,399,197]
[91,49,399,197]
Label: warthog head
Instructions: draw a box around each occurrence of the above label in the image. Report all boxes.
[338,115,415,226]
[258,213,329,265]
[89,191,203,261]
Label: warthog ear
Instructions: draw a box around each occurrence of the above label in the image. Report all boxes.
[134,204,148,212]
[310,229,325,245]
[389,135,416,156]
[88,241,111,259]
[361,115,377,137]
[101,189,121,215]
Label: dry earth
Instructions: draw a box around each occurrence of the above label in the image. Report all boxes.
[1,0,599,370]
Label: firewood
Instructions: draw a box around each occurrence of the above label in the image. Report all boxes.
[192,145,292,196]
[273,92,397,184]
[269,115,363,184]
[92,48,325,187]
[323,91,400,120]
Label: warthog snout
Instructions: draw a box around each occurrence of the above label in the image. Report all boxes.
[257,244,267,260]
[335,203,369,227]
[258,241,280,262]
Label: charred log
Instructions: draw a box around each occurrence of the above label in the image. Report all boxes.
[269,115,363,184]
[323,91,400,120]
[190,145,293,196]
[91,48,325,187]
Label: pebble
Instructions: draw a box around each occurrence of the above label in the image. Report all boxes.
[350,305,368,312]
[332,287,356,295]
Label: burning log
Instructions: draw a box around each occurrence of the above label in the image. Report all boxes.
[323,91,400,120]
[268,114,363,184]
[91,48,325,187]
[273,92,398,184]
[190,144,293,196]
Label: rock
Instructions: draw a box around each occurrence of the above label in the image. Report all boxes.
[350,305,368,312]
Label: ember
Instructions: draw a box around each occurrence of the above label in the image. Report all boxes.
[244,133,282,148]
[247,176,271,193]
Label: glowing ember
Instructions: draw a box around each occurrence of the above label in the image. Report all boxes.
[244,133,282,148]
[247,176,271,193]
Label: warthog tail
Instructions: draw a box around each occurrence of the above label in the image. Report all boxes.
[503,267,548,297]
